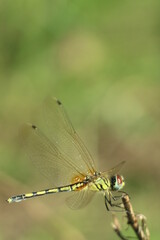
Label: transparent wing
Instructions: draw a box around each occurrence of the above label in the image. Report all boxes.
[21,97,96,186]
[36,97,96,175]
[66,189,95,210]
[102,161,125,177]
[21,124,86,186]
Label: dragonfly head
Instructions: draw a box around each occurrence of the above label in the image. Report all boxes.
[110,175,125,191]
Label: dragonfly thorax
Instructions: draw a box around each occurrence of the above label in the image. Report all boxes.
[89,176,111,192]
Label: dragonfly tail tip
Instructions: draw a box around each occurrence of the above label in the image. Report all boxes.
[6,198,12,204]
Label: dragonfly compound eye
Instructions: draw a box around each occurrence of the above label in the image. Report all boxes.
[110,175,125,191]
[110,176,116,189]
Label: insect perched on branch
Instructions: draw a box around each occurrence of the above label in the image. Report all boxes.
[7,97,126,211]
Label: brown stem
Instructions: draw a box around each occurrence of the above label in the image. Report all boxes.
[112,214,128,240]
[122,194,149,240]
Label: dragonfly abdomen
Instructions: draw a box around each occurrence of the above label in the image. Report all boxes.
[7,182,87,203]
[7,188,61,203]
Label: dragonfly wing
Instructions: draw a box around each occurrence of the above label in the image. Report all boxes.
[66,189,95,210]
[102,161,126,177]
[37,97,96,175]
[21,123,86,187]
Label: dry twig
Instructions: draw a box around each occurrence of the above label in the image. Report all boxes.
[112,194,150,240]
[112,214,128,240]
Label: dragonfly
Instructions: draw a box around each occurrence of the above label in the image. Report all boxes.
[7,97,125,211]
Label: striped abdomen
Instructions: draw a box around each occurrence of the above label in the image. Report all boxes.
[7,181,87,203]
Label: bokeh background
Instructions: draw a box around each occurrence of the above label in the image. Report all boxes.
[0,0,160,239]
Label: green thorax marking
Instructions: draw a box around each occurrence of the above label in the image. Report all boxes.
[89,177,110,191]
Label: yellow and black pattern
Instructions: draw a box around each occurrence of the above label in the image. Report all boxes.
[7,177,111,203]
[7,181,86,203]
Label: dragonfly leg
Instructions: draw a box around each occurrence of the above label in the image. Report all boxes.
[112,195,122,201]
[117,190,128,196]
[104,193,110,211]
[104,192,125,212]
[112,191,129,201]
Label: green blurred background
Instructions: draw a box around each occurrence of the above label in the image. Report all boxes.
[0,0,160,239]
